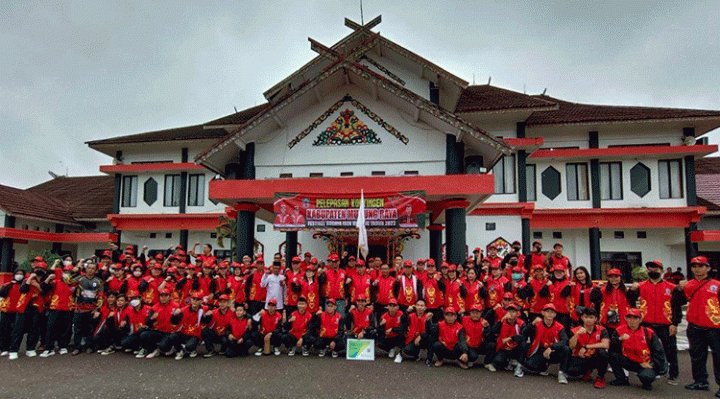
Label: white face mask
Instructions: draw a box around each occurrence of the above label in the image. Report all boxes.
[133,271,142,277]
[63,273,71,280]
[130,299,141,307]
[63,260,72,266]
[14,274,23,282]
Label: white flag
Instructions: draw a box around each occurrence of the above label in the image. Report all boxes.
[356,190,369,259]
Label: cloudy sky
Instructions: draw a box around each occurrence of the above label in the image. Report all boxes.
[2,1,719,188]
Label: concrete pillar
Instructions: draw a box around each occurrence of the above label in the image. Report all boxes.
[285,231,298,269]
[235,204,258,261]
[428,224,444,266]
[445,201,468,266]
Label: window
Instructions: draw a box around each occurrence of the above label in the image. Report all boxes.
[533,231,543,239]
[566,163,589,201]
[526,164,536,201]
[257,224,266,232]
[165,233,172,239]
[659,159,683,199]
[371,171,385,176]
[404,170,419,176]
[485,223,496,231]
[600,162,623,200]
[121,175,138,207]
[279,173,292,178]
[187,174,205,206]
[541,166,561,200]
[309,173,323,178]
[630,162,651,197]
[637,231,647,239]
[552,231,562,239]
[492,155,515,194]
[614,231,624,239]
[164,174,181,207]
[340,172,353,177]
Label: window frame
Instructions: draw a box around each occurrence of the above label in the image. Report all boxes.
[526,164,536,201]
[187,174,205,207]
[600,161,623,200]
[121,175,138,207]
[566,162,589,201]
[658,159,683,199]
[164,174,182,207]
[493,155,516,194]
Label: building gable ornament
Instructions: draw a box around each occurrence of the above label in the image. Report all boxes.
[288,95,409,148]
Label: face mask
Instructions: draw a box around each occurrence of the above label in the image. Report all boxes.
[133,271,142,278]
[512,273,523,281]
[512,247,520,252]
[509,260,518,266]
[14,274,23,282]
[648,271,661,280]
[63,273,71,280]
[63,260,72,266]
[130,299,141,307]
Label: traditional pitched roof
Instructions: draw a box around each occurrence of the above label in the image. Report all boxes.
[204,103,271,127]
[526,95,720,127]
[28,176,114,221]
[455,85,557,113]
[86,124,229,147]
[696,157,720,175]
[0,184,77,224]
[697,174,720,211]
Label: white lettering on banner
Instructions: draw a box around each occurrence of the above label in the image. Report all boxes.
[306,208,398,221]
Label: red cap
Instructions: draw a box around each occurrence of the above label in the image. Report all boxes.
[607,268,622,276]
[532,264,545,271]
[304,252,312,257]
[154,253,164,260]
[466,257,474,264]
[292,256,301,262]
[356,259,365,267]
[551,264,566,272]
[218,262,228,269]
[691,256,710,266]
[416,259,425,264]
[440,262,449,269]
[426,259,436,267]
[444,306,458,314]
[542,303,557,312]
[177,262,187,268]
[176,245,184,250]
[505,303,519,311]
[325,298,336,305]
[348,255,356,261]
[473,247,482,253]
[503,292,514,300]
[626,308,643,318]
[267,298,278,306]
[218,294,230,301]
[34,262,48,270]
[388,299,398,305]
[159,289,171,295]
[102,250,112,258]
[191,292,203,300]
[125,248,135,255]
[167,267,177,274]
[447,264,457,271]
[176,250,186,256]
[152,263,163,270]
[403,260,413,268]
[356,294,367,301]
[469,304,483,312]
[310,257,319,264]
[328,253,340,262]
[33,256,44,262]
[645,260,663,268]
[553,242,563,248]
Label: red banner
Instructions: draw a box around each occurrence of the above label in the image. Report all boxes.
[273,192,426,231]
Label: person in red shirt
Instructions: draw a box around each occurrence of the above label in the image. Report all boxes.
[547,265,573,332]
[319,253,346,317]
[608,308,667,391]
[444,264,467,313]
[400,299,432,364]
[346,260,372,306]
[546,242,572,277]
[379,299,404,362]
[200,295,234,357]
[394,261,422,312]
[677,256,720,394]
[285,256,304,316]
[627,260,682,385]
[371,263,396,322]
[94,291,121,355]
[484,263,509,311]
[245,259,268,316]
[169,292,208,360]
[486,303,525,372]
[40,262,76,357]
[190,242,217,265]
[422,261,444,321]
[590,268,630,332]
[415,259,428,283]
[228,264,247,307]
[485,244,503,270]
[566,307,610,389]
[298,265,321,314]
[522,264,551,322]
[251,297,283,356]
[226,305,253,357]
[514,303,571,383]
[568,266,595,326]
[282,297,313,356]
[344,294,376,340]
[463,268,487,314]
[461,304,491,368]
[430,306,469,368]
[524,241,546,271]
[139,264,164,306]
[309,298,344,357]
[139,289,179,359]
[119,294,151,356]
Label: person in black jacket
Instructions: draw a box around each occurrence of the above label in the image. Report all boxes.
[430,306,469,368]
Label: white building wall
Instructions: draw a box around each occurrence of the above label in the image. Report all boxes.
[358,56,430,102]
[119,171,223,215]
[466,215,522,250]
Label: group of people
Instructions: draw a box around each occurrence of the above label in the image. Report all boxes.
[1,240,719,396]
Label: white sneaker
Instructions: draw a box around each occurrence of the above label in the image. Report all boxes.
[388,348,396,358]
[146,349,160,359]
[189,351,197,358]
[134,349,147,358]
[394,353,403,364]
[302,347,309,357]
[175,349,185,360]
[558,371,568,384]
[8,352,18,360]
[254,349,263,357]
[484,363,497,372]
[0,351,8,356]
[288,348,296,356]
[101,348,116,356]
[26,350,37,357]
[273,347,280,356]
[40,350,55,358]
[58,348,68,355]
[514,364,524,378]
[318,348,326,357]
[539,370,550,376]
[510,359,519,367]
[332,351,338,358]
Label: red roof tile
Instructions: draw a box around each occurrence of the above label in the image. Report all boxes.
[697,174,720,211]
[28,176,114,221]
[455,85,556,113]
[696,157,720,175]
[526,95,720,126]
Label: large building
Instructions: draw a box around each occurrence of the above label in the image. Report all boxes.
[79,17,720,279]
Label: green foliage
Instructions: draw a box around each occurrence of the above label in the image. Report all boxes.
[18,249,63,272]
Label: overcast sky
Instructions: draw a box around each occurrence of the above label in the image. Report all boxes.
[2,1,719,188]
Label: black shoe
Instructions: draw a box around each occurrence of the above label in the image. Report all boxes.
[685,382,710,391]
[609,378,629,387]
[641,383,652,391]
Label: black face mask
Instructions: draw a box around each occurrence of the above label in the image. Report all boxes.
[509,260,518,266]
[648,271,661,280]
[512,247,520,252]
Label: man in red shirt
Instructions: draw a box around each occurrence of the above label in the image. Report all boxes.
[608,308,667,390]
[566,307,610,389]
[201,294,234,357]
[309,298,343,357]
[226,305,252,357]
[344,294,375,340]
[379,299,404,363]
[319,253,346,317]
[169,292,208,360]
[486,303,525,372]
[678,256,720,395]
[461,304,491,368]
[430,306,469,368]
[515,304,571,383]
[282,297,313,356]
[399,299,432,364]
[139,289,179,359]
[251,297,283,356]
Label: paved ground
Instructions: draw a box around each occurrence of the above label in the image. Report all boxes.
[0,348,716,399]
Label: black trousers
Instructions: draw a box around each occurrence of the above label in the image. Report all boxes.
[466,343,491,364]
[9,309,30,352]
[522,345,571,373]
[402,333,430,359]
[0,312,17,351]
[378,334,404,352]
[432,341,464,361]
[201,328,229,352]
[687,322,720,386]
[93,324,122,350]
[139,330,174,352]
[120,331,144,351]
[645,323,678,379]
[226,334,253,357]
[72,311,97,350]
[45,310,73,350]
[247,301,264,317]
[565,351,609,377]
[608,352,657,386]
[249,330,282,349]
[169,333,200,352]
[23,306,43,350]
[313,336,344,352]
[490,344,527,369]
